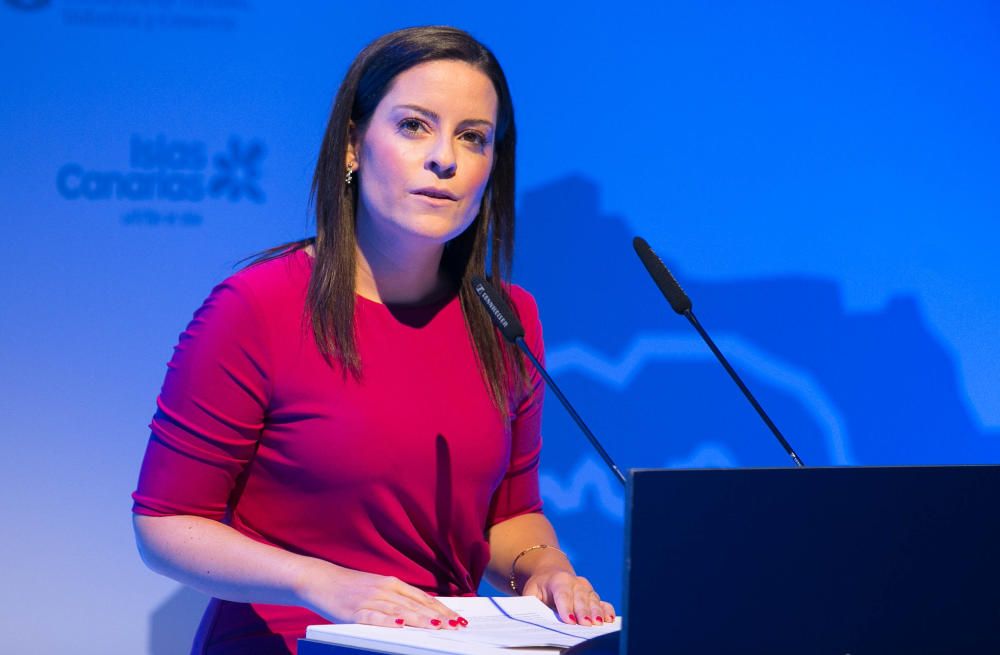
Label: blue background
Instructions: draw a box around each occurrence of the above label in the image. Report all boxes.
[1,2,997,653]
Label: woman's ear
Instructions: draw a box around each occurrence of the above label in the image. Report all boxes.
[345,120,359,171]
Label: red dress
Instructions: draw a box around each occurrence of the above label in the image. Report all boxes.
[132,249,545,654]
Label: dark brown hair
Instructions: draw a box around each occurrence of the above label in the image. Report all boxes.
[257,26,523,412]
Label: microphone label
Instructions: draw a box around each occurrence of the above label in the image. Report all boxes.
[474,282,510,328]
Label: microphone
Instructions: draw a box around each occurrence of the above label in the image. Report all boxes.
[632,237,805,467]
[470,276,627,487]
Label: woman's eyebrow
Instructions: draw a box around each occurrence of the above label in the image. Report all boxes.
[393,104,494,130]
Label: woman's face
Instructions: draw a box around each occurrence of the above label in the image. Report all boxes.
[349,59,499,248]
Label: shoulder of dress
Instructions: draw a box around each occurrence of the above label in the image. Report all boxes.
[505,283,542,338]
[220,248,310,307]
[506,283,539,314]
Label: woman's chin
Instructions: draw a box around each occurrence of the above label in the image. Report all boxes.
[395,215,476,245]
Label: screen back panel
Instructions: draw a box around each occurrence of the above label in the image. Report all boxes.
[623,466,1000,655]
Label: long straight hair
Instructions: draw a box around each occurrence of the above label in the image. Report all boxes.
[257,26,524,412]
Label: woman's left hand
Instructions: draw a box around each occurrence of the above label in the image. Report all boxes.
[522,570,616,626]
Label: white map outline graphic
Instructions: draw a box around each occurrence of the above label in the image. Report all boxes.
[539,332,853,521]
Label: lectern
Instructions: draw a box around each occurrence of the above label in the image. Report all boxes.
[620,465,1000,654]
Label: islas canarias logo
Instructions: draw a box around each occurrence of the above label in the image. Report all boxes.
[56,135,266,204]
[5,0,51,10]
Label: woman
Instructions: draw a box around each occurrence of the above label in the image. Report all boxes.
[132,26,614,654]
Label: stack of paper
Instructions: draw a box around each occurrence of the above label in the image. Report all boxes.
[305,596,621,655]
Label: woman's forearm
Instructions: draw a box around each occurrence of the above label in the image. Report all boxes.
[133,513,323,609]
[484,512,575,593]
[487,512,615,625]
[132,514,463,628]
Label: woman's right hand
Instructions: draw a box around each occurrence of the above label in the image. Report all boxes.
[296,560,467,630]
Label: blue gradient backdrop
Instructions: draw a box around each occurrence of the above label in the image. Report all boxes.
[1,2,997,653]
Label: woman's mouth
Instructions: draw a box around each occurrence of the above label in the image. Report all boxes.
[411,187,458,201]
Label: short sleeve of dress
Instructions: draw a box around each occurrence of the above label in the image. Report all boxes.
[487,286,545,526]
[131,276,272,520]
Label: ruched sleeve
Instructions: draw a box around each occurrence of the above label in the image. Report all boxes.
[486,286,546,526]
[132,277,272,520]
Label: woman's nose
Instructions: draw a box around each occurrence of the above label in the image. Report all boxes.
[426,138,457,178]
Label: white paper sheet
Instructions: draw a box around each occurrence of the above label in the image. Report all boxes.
[305,596,621,654]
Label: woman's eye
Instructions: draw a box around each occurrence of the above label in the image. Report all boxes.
[399,118,425,135]
[461,131,487,146]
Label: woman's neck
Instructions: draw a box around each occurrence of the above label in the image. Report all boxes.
[353,220,452,306]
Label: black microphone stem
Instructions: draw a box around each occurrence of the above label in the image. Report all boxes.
[683,310,805,467]
[515,337,628,487]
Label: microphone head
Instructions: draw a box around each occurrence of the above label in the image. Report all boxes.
[469,275,526,343]
[632,236,693,315]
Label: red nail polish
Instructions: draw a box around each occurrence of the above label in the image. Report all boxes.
[458,616,469,626]
[430,619,441,626]
[583,616,592,623]
[394,618,404,626]
[568,613,578,623]
[448,619,459,627]
[596,616,604,623]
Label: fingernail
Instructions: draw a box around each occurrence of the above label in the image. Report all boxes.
[448,619,459,627]
[568,613,578,623]
[596,616,604,623]
[458,616,469,627]
[394,618,404,626]
[430,619,441,627]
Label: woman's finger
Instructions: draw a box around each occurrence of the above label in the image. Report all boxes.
[551,586,577,624]
[353,607,407,628]
[571,587,604,626]
[381,577,466,628]
[587,593,606,626]
[362,597,450,630]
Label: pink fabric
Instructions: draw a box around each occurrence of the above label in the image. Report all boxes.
[132,249,545,654]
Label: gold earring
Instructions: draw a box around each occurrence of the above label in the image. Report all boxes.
[345,163,354,186]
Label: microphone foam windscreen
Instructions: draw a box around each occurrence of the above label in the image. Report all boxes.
[470,275,526,343]
[632,236,693,315]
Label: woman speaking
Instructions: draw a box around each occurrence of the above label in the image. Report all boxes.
[132,25,614,654]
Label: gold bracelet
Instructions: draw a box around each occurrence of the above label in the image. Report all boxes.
[508,544,566,594]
